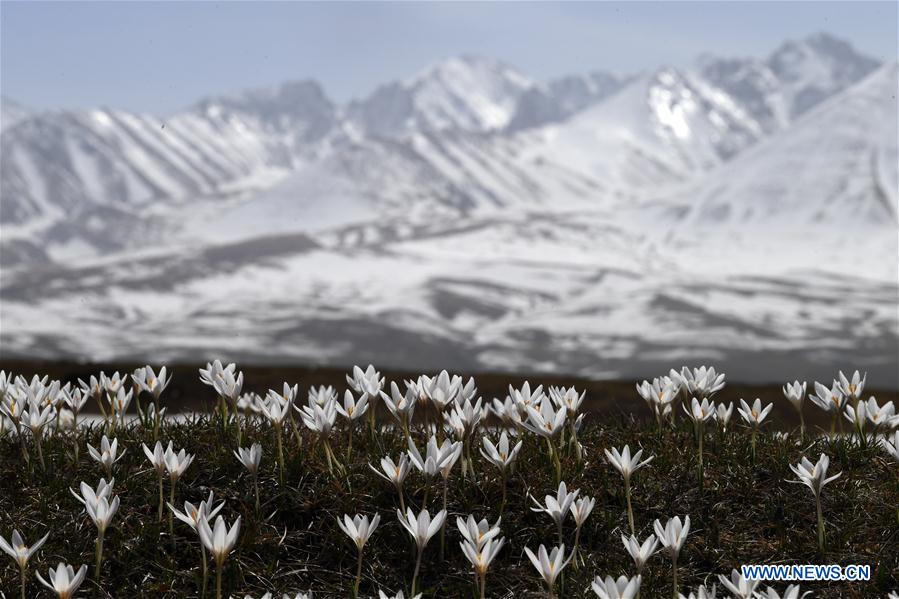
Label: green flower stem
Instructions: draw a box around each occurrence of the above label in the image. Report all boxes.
[95,530,105,582]
[275,426,285,484]
[169,481,177,542]
[439,477,448,561]
[157,475,164,522]
[201,543,208,598]
[671,554,678,599]
[816,495,826,552]
[411,547,423,597]
[625,481,635,535]
[353,549,363,598]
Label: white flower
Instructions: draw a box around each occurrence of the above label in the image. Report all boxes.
[346,364,384,399]
[843,400,868,435]
[636,378,678,418]
[71,478,115,509]
[371,454,411,487]
[621,533,659,572]
[36,562,88,599]
[718,569,758,599]
[132,366,172,399]
[164,445,195,482]
[570,496,595,528]
[407,435,461,480]
[335,390,369,421]
[521,395,567,439]
[863,396,896,429]
[671,366,725,398]
[234,443,262,474]
[308,385,338,407]
[87,435,126,473]
[808,382,846,414]
[238,392,263,415]
[259,390,293,427]
[379,591,421,599]
[549,386,585,416]
[444,398,483,441]
[755,584,810,599]
[424,370,463,410]
[168,491,224,531]
[591,574,641,599]
[653,515,690,559]
[530,481,579,532]
[380,382,416,423]
[605,445,653,485]
[489,397,522,429]
[509,381,546,413]
[82,489,120,535]
[0,385,25,423]
[480,432,523,470]
[789,454,841,499]
[337,513,381,551]
[198,515,241,567]
[0,529,49,570]
[737,398,773,428]
[100,372,125,397]
[716,403,734,431]
[61,388,89,417]
[199,360,243,404]
[837,370,866,402]
[881,430,899,462]
[78,375,103,401]
[461,535,504,578]
[143,441,169,475]
[456,515,502,550]
[199,360,234,387]
[678,584,717,599]
[0,370,11,398]
[108,386,133,419]
[782,381,806,413]
[683,398,716,423]
[21,404,55,437]
[524,544,570,589]
[297,400,337,437]
[396,508,446,552]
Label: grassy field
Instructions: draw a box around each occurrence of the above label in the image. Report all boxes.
[1,363,898,598]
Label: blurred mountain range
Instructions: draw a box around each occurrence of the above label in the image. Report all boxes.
[1,32,897,386]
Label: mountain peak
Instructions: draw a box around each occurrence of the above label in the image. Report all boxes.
[412,54,531,85]
[347,54,534,137]
[191,78,336,140]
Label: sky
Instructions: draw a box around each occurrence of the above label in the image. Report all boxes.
[1,1,896,115]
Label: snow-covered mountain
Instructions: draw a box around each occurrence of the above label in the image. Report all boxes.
[345,55,535,137]
[1,96,31,131]
[506,71,626,131]
[698,31,881,133]
[1,33,896,386]
[670,62,898,226]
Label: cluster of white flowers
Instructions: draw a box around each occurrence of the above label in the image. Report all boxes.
[2,362,898,599]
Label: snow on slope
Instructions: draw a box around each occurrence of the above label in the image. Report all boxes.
[1,204,895,385]
[506,68,766,190]
[670,62,898,226]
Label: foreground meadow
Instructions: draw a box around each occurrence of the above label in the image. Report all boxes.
[1,365,898,598]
